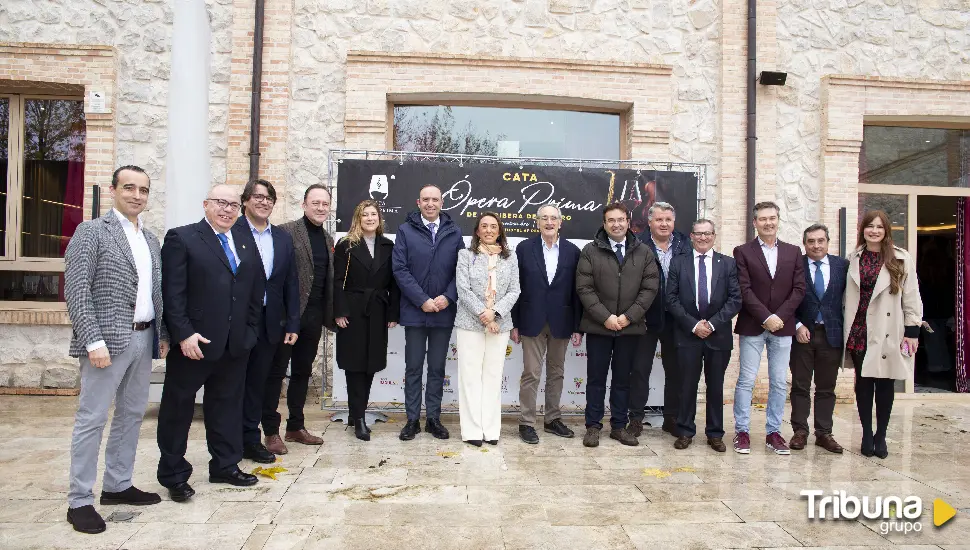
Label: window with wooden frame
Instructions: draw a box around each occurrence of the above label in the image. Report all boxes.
[0,93,87,304]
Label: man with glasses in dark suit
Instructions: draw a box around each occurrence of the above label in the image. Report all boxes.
[156,184,266,502]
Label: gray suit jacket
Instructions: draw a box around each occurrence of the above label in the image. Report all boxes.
[455,248,520,333]
[65,210,167,358]
[278,217,335,331]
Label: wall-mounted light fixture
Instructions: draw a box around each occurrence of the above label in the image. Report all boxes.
[758,71,788,86]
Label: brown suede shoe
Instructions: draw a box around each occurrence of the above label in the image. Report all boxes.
[789,430,809,450]
[673,436,692,449]
[626,419,643,438]
[815,433,844,454]
[265,434,288,455]
[285,428,324,445]
[707,437,726,452]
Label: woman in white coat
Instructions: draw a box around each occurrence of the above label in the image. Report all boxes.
[455,212,520,447]
[844,210,923,459]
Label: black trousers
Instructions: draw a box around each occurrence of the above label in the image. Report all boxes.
[585,334,638,430]
[157,346,249,487]
[263,302,324,435]
[675,345,729,438]
[345,371,376,420]
[789,325,842,435]
[850,349,895,439]
[630,323,679,422]
[242,319,278,447]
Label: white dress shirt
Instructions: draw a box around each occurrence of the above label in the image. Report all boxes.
[247,217,274,305]
[692,248,715,334]
[758,236,779,278]
[87,209,155,352]
[541,237,560,283]
[796,255,830,330]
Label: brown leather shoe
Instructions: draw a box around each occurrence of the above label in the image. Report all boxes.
[707,437,726,452]
[285,428,324,445]
[789,430,809,450]
[674,436,692,449]
[264,434,288,455]
[815,433,844,454]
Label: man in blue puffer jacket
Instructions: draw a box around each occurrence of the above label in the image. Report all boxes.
[392,184,464,441]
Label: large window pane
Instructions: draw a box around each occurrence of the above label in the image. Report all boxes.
[21,98,86,258]
[0,271,64,302]
[858,192,908,250]
[860,126,970,187]
[0,98,8,257]
[393,105,620,159]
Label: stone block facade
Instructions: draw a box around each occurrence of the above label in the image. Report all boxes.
[0,0,968,402]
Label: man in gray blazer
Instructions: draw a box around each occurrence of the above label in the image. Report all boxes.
[64,166,169,534]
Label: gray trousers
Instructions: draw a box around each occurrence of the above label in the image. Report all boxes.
[518,324,568,428]
[68,329,153,508]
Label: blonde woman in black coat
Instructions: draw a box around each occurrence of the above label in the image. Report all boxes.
[334,200,400,441]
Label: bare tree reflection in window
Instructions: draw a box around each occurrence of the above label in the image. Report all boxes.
[394,106,501,156]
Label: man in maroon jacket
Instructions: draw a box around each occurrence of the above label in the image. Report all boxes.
[732,201,805,455]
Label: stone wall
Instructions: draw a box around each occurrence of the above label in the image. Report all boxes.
[0,0,235,235]
[776,0,970,244]
[283,0,724,214]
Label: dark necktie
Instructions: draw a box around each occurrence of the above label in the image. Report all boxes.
[813,260,825,323]
[217,233,237,275]
[698,254,709,318]
[428,222,436,244]
[614,243,624,263]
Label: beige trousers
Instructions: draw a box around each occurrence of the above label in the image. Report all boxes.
[518,324,569,428]
[457,328,509,442]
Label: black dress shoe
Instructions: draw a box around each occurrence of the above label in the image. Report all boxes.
[210,467,258,487]
[67,505,106,534]
[168,482,195,503]
[243,443,276,464]
[347,417,373,434]
[544,419,575,438]
[486,439,498,445]
[399,419,421,441]
[100,485,162,506]
[425,418,450,440]
[519,425,539,444]
[465,439,483,447]
[354,418,371,442]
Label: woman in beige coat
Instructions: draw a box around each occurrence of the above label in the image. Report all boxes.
[844,210,923,459]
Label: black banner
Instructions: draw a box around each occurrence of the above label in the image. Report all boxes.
[336,160,698,239]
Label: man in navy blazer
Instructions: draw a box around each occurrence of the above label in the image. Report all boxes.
[157,184,266,502]
[511,204,583,444]
[629,202,690,436]
[789,224,848,454]
[665,220,742,452]
[234,180,301,464]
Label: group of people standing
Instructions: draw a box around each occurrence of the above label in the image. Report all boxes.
[61,166,924,536]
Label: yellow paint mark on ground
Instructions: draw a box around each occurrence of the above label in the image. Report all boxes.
[642,468,672,479]
[251,466,288,480]
[437,451,459,458]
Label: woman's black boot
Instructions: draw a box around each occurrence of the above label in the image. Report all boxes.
[354,418,370,441]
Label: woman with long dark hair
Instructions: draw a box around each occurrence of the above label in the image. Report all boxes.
[454,212,520,446]
[844,210,923,458]
[333,200,400,441]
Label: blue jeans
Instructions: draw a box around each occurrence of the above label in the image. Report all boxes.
[404,326,452,421]
[734,331,791,435]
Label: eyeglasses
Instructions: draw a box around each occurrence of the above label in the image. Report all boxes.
[249,193,275,204]
[691,231,715,237]
[207,198,241,212]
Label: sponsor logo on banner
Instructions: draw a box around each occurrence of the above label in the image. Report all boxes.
[448,342,459,361]
[378,377,397,386]
[505,345,512,358]
[501,376,509,393]
[568,377,586,396]
[369,175,389,200]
